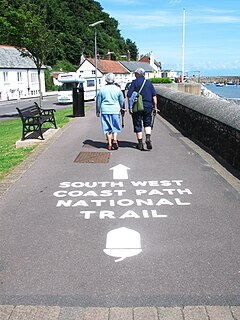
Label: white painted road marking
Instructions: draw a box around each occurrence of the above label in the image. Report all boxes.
[110,164,130,180]
[103,227,142,262]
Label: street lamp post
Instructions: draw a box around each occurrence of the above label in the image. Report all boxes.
[89,20,104,104]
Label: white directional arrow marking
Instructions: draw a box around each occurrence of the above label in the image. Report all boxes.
[110,164,130,180]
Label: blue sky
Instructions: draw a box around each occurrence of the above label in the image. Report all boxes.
[98,0,240,76]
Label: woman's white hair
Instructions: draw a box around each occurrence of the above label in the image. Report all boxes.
[105,73,115,83]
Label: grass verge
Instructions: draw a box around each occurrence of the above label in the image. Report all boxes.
[0,106,75,181]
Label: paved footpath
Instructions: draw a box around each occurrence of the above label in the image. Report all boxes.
[1,305,240,320]
[0,105,239,320]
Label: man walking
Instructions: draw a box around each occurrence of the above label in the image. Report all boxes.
[127,68,158,150]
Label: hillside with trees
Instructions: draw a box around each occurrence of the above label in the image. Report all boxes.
[0,0,138,69]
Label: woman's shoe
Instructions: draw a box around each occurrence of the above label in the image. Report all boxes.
[107,145,113,150]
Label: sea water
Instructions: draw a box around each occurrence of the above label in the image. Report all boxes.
[205,83,240,101]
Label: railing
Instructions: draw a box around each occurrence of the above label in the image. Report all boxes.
[155,86,240,173]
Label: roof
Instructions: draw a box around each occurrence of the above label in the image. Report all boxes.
[119,61,155,73]
[0,45,37,69]
[139,56,150,64]
[51,72,65,79]
[139,53,161,68]
[87,58,129,74]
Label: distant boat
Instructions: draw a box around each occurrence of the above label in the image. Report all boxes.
[226,81,235,85]
[215,83,224,87]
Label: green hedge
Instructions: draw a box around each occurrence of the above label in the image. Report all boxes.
[149,77,173,84]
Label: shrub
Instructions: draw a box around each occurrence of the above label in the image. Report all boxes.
[44,69,58,91]
[53,60,77,72]
[149,77,173,84]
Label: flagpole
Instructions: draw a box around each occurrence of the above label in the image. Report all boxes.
[181,8,186,82]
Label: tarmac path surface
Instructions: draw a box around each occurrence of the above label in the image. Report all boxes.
[0,106,239,319]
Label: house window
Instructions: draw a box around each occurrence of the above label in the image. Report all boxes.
[31,72,38,83]
[92,70,95,75]
[3,72,8,82]
[87,79,95,87]
[17,72,22,82]
[31,89,39,95]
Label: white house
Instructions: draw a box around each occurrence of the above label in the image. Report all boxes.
[0,45,45,101]
[77,58,130,90]
[162,69,179,80]
[119,61,155,83]
[138,52,162,77]
[77,58,157,91]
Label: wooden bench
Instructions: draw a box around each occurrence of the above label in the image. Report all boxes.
[16,102,57,140]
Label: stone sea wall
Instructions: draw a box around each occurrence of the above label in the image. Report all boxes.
[155,86,240,173]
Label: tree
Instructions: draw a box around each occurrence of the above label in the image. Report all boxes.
[0,1,61,105]
[53,60,76,72]
[0,0,139,82]
[125,39,138,61]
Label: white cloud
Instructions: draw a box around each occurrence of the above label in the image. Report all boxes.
[188,13,240,24]
[109,7,240,30]
[110,10,182,29]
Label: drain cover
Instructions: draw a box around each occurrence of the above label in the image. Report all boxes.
[74,152,110,163]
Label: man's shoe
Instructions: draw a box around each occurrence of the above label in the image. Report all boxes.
[137,141,144,151]
[146,139,152,150]
[112,140,119,150]
[146,134,152,150]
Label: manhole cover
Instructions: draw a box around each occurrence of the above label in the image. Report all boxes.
[74,152,110,163]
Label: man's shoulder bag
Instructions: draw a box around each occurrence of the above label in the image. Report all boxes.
[132,79,146,113]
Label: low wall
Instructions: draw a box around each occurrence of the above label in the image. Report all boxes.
[155,87,240,173]
[154,83,201,96]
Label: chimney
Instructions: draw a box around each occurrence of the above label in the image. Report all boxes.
[136,52,139,61]
[127,50,130,62]
[150,51,154,67]
[107,49,111,60]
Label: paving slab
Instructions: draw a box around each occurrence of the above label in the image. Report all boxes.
[183,306,208,320]
[58,307,84,320]
[231,306,240,320]
[158,306,183,320]
[15,128,60,148]
[9,305,60,320]
[206,306,235,320]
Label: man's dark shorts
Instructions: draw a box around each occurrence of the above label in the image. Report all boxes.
[132,108,153,133]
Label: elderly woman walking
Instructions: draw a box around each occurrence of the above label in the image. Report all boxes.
[96,73,125,150]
